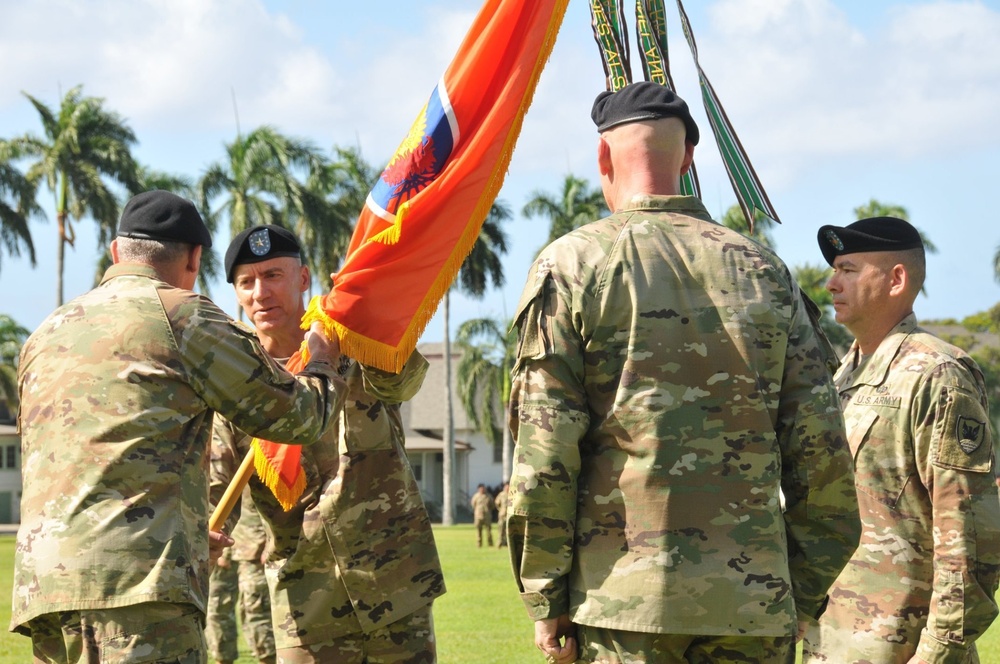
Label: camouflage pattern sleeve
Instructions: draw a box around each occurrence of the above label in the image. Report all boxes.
[912,361,1000,662]
[359,350,429,404]
[507,264,590,621]
[777,281,861,621]
[160,287,346,446]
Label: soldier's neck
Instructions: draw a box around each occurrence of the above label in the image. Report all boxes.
[258,326,303,361]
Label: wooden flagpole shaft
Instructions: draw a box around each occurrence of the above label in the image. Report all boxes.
[209,447,255,532]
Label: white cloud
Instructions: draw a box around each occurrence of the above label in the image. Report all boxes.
[695,0,1000,171]
[0,0,342,132]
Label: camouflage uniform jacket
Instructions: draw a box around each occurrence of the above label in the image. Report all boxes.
[12,264,344,633]
[212,352,445,648]
[471,492,493,521]
[806,314,1000,664]
[507,195,860,637]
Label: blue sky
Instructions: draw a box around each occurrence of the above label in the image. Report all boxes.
[2,0,999,341]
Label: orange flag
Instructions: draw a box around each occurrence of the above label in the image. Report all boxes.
[252,0,570,509]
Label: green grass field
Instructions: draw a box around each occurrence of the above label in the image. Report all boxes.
[0,526,999,663]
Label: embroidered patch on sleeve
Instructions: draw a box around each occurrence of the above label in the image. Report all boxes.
[934,386,993,472]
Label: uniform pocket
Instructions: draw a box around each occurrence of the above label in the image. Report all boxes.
[511,268,551,368]
[930,568,965,643]
[852,410,912,510]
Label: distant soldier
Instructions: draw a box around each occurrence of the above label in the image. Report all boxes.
[495,482,510,548]
[803,218,1000,663]
[471,484,494,547]
[212,225,444,663]
[11,191,344,662]
[506,83,861,664]
[205,488,275,664]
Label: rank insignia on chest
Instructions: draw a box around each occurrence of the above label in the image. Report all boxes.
[957,416,986,454]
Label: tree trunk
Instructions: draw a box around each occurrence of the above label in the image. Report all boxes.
[56,212,66,307]
[55,175,70,308]
[441,292,456,526]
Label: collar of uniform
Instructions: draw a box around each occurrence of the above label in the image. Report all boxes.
[99,263,163,286]
[618,194,712,220]
[843,312,919,389]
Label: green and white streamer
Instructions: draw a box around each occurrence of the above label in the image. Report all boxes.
[587,0,779,229]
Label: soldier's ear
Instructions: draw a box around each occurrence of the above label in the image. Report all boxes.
[597,136,612,176]
[888,263,907,297]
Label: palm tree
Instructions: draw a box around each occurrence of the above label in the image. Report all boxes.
[4,85,139,306]
[199,126,343,289]
[0,314,29,416]
[440,200,511,525]
[456,316,517,484]
[522,174,607,248]
[0,148,41,274]
[720,203,777,250]
[994,245,1000,285]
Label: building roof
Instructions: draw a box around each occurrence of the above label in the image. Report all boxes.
[404,430,472,452]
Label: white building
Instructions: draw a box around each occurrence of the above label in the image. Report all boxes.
[402,341,507,521]
[0,422,21,523]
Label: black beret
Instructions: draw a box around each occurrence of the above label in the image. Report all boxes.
[225,225,302,283]
[591,81,700,145]
[117,190,212,247]
[818,216,924,266]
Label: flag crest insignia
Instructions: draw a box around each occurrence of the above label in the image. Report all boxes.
[370,85,457,221]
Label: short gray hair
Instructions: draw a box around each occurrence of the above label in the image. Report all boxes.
[115,236,190,265]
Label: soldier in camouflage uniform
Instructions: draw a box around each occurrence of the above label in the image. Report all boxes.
[471,484,494,547]
[495,482,510,548]
[506,83,861,664]
[11,191,345,662]
[803,218,1000,664]
[211,225,445,664]
[205,487,275,664]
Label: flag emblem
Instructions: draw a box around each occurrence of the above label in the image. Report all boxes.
[369,85,457,221]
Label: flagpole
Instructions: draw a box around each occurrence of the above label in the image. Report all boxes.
[209,447,255,532]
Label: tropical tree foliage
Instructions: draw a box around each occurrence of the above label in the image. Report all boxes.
[522,174,607,248]
[0,314,29,415]
[0,148,41,274]
[456,316,517,484]
[3,85,139,306]
[994,246,1000,285]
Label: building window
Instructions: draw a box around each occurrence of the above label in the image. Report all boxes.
[5,445,16,470]
[412,463,423,482]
